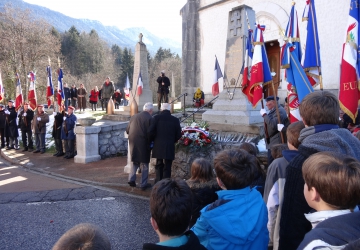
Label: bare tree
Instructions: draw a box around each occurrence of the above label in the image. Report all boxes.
[0,4,61,103]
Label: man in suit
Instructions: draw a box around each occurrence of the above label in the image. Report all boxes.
[126,102,153,190]
[148,103,182,183]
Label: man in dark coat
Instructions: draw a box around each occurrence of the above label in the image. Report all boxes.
[156,70,170,110]
[18,102,34,152]
[0,104,6,148]
[126,102,153,190]
[101,77,115,113]
[5,100,19,150]
[63,83,71,111]
[32,105,49,154]
[52,111,65,157]
[70,84,77,109]
[61,106,77,159]
[260,95,290,165]
[148,103,182,183]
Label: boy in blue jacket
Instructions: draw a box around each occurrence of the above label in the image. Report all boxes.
[192,148,269,250]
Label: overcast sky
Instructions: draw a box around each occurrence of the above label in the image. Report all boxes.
[24,0,187,42]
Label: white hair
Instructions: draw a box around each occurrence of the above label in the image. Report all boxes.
[161,103,171,111]
[143,102,153,111]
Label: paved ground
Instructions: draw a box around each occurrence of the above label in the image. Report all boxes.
[1,148,156,197]
[0,155,158,249]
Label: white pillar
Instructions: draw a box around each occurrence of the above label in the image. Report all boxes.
[74,126,101,164]
[123,131,132,173]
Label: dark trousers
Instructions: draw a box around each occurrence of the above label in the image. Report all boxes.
[100,99,104,110]
[157,93,168,109]
[0,128,5,147]
[103,98,109,112]
[21,129,33,149]
[91,103,97,111]
[71,99,77,109]
[55,138,63,153]
[64,139,75,157]
[35,133,46,152]
[155,159,173,183]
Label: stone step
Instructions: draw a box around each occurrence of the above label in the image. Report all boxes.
[102,114,130,121]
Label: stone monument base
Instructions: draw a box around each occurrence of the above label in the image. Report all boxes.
[74,155,101,164]
[202,90,263,135]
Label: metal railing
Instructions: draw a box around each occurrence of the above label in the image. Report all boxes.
[169,93,188,116]
[180,95,219,123]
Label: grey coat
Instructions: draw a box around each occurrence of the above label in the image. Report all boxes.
[101,81,115,99]
[148,110,182,160]
[32,112,49,134]
[264,105,289,149]
[126,111,152,163]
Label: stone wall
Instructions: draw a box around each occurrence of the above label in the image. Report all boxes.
[172,142,267,179]
[97,122,128,159]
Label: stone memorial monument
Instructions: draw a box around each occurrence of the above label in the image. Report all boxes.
[130,33,153,111]
[202,5,263,134]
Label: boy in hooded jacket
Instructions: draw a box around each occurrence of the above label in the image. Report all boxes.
[192,148,269,250]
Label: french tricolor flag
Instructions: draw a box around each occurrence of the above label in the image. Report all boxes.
[28,71,37,110]
[242,29,253,103]
[15,73,23,110]
[137,72,143,96]
[46,66,54,107]
[213,57,223,96]
[339,0,360,123]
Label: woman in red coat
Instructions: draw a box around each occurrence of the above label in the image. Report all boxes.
[89,86,99,111]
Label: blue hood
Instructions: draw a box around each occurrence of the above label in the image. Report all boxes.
[198,187,268,247]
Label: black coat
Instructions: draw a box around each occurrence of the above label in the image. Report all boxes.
[4,106,18,137]
[64,87,71,99]
[126,111,152,163]
[52,112,64,139]
[148,110,181,160]
[186,179,220,228]
[70,87,77,99]
[18,109,34,131]
[156,76,170,94]
[0,110,6,129]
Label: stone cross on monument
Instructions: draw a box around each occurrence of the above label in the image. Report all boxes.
[202,5,263,134]
[130,33,153,111]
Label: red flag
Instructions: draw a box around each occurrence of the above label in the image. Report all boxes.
[242,29,253,103]
[0,70,4,101]
[212,57,223,96]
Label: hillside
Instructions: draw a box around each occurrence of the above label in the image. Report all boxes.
[0,0,181,55]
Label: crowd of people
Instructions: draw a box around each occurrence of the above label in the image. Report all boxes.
[55,77,130,113]
[121,90,360,250]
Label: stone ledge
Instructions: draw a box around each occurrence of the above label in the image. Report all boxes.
[74,155,101,164]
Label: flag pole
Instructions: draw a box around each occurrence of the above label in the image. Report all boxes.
[318,66,323,90]
[271,76,284,143]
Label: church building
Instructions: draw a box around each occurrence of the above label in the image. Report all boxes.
[180,0,349,103]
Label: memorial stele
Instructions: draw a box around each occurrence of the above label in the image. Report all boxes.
[202,5,263,134]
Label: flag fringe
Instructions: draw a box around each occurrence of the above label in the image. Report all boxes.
[339,101,358,124]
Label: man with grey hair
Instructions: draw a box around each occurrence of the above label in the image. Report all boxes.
[126,102,154,190]
[148,103,182,183]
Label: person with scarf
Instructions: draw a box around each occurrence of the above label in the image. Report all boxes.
[101,77,115,113]
[112,89,122,109]
[32,105,49,154]
[18,102,34,152]
[278,91,360,250]
[193,88,204,107]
